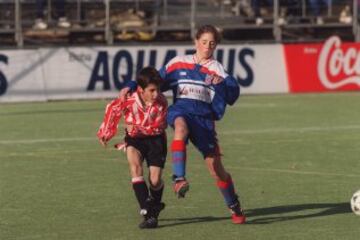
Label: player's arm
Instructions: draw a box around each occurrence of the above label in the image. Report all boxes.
[119,57,178,100]
[223,74,240,105]
[97,98,123,146]
[150,97,168,134]
[158,65,172,92]
[210,64,240,120]
[118,80,137,101]
[212,64,240,105]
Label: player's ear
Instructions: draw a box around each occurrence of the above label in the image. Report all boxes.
[137,86,144,93]
[138,86,145,94]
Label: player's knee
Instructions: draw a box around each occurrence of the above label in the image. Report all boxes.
[149,165,162,186]
[149,176,162,188]
[207,156,228,181]
[130,167,142,178]
[174,118,188,138]
[129,162,142,177]
[209,170,220,180]
[207,165,220,180]
[210,171,228,182]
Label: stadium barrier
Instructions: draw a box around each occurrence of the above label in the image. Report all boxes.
[0,0,359,46]
[0,36,359,102]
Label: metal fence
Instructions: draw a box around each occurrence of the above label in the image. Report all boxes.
[0,0,359,47]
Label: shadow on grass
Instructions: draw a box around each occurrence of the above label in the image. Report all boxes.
[158,216,230,228]
[0,108,102,116]
[158,202,351,227]
[245,202,351,224]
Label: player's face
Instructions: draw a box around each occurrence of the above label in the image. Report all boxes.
[140,83,159,104]
[195,32,217,59]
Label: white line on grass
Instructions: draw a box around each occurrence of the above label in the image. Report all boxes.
[231,103,278,108]
[228,166,360,178]
[1,124,360,145]
[221,125,360,135]
[165,206,198,209]
[0,137,96,144]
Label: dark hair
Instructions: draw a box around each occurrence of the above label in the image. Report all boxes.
[195,25,221,44]
[136,66,163,89]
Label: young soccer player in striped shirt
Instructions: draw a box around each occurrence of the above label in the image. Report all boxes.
[97,67,168,229]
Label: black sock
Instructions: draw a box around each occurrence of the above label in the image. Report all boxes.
[150,181,164,204]
[132,179,149,210]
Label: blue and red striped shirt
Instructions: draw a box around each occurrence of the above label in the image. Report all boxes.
[159,55,240,120]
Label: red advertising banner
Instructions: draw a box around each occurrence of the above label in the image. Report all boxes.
[284,36,360,93]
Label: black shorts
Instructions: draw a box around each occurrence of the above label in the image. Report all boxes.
[125,134,167,168]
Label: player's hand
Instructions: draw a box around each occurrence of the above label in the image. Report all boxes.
[119,87,130,101]
[114,142,126,152]
[211,75,224,85]
[99,137,108,147]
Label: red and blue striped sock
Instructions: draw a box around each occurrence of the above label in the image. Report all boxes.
[171,140,186,179]
[217,175,238,207]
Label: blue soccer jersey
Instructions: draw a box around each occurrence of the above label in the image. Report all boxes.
[158,55,240,120]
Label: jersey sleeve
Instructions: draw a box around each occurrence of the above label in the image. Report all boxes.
[159,65,171,92]
[211,62,240,120]
[151,94,168,133]
[159,56,181,92]
[223,74,240,105]
[97,98,123,142]
[124,57,177,93]
[215,62,240,105]
[124,80,137,92]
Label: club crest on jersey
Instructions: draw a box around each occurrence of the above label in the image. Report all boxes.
[205,74,213,85]
[205,74,223,85]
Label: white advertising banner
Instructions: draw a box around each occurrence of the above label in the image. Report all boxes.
[235,44,288,94]
[0,44,289,102]
[0,50,46,102]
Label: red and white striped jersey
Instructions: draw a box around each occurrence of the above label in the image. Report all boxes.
[97,90,168,141]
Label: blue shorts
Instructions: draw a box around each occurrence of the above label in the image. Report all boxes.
[167,105,218,158]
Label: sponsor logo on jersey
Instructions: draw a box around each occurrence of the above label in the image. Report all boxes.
[177,81,215,103]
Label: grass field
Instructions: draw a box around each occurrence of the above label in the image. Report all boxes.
[1,92,360,240]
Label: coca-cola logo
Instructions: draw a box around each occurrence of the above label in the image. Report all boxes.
[318,36,360,89]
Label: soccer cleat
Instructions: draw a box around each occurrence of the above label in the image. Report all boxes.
[229,200,246,224]
[145,197,165,218]
[173,177,189,198]
[138,216,158,229]
[138,199,165,229]
[152,202,165,218]
[231,211,246,224]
